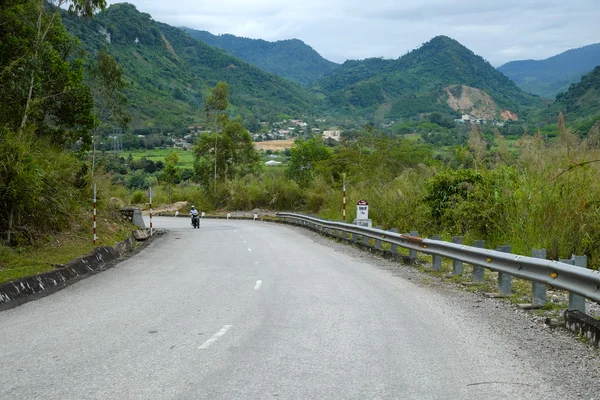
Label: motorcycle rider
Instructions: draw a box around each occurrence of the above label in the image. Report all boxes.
[189,205,199,226]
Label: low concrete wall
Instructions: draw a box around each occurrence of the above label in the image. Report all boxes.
[564,310,600,347]
[0,236,135,307]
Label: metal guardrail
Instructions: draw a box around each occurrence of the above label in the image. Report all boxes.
[276,213,600,308]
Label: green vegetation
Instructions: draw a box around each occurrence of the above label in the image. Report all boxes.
[554,66,600,120]
[126,149,195,168]
[498,43,600,99]
[193,82,261,189]
[61,3,318,130]
[181,28,339,87]
[314,36,541,121]
[0,0,137,282]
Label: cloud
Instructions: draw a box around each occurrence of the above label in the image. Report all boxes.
[106,0,600,66]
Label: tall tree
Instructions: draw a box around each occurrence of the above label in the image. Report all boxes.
[193,119,260,187]
[0,0,105,244]
[88,48,130,178]
[202,81,229,192]
[0,0,105,144]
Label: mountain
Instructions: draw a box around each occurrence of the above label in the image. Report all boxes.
[180,28,339,87]
[314,36,540,121]
[498,43,600,99]
[554,66,600,120]
[62,3,317,129]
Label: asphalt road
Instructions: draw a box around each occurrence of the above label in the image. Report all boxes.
[0,217,595,399]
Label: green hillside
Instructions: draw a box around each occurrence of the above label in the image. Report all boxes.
[62,3,317,129]
[181,28,339,87]
[314,36,541,121]
[498,43,600,99]
[554,66,600,120]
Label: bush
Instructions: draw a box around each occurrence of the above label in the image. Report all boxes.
[130,190,146,204]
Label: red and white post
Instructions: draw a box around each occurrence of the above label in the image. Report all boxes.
[93,184,97,245]
[342,173,347,222]
[149,186,153,236]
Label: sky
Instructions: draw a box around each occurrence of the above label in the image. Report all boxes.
[106,0,600,66]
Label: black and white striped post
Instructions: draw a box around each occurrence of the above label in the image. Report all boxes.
[93,184,97,245]
[342,173,346,222]
[149,186,153,236]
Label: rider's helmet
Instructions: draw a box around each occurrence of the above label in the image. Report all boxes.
[191,205,196,210]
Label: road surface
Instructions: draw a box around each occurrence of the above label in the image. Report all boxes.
[0,217,597,399]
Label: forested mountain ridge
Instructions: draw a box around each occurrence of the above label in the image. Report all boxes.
[62,3,318,129]
[181,28,340,87]
[553,66,600,120]
[314,36,541,121]
[498,43,600,99]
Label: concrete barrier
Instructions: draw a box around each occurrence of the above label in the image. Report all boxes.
[564,310,600,347]
[0,236,137,309]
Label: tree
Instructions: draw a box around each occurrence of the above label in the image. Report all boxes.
[193,120,260,187]
[89,48,130,178]
[0,0,106,141]
[285,137,331,187]
[204,81,229,192]
[0,0,105,244]
[159,152,180,203]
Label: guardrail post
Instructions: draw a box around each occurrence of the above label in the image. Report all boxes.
[452,236,463,275]
[568,255,587,313]
[531,249,547,307]
[362,232,369,246]
[352,229,358,243]
[409,231,419,260]
[390,228,398,254]
[431,236,442,271]
[471,240,486,282]
[497,245,513,296]
[375,226,382,250]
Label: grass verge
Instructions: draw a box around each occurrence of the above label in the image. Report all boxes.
[0,217,135,284]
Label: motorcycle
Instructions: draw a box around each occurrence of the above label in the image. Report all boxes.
[191,214,200,229]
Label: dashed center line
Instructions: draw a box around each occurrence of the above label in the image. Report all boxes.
[254,280,262,290]
[244,241,247,244]
[248,248,252,252]
[198,325,233,350]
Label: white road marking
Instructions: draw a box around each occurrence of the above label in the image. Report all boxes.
[244,241,247,244]
[254,280,262,290]
[198,325,233,350]
[248,248,252,252]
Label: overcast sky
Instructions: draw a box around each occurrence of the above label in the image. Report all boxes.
[107,0,600,66]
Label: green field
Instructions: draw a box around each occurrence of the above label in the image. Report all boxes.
[125,148,195,169]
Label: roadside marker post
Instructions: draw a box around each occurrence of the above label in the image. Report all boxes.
[149,186,153,236]
[342,173,346,223]
[227,211,231,219]
[254,212,258,220]
[93,184,97,245]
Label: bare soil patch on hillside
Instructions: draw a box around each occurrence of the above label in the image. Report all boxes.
[255,139,295,151]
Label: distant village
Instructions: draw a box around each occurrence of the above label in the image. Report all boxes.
[251,119,342,143]
[171,113,506,152]
[171,118,342,152]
